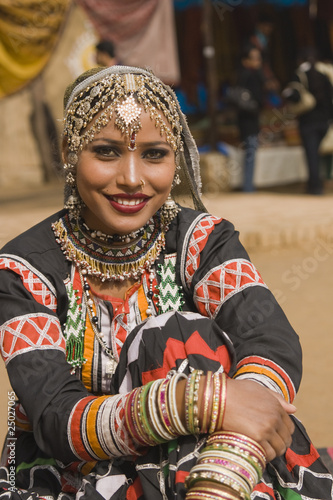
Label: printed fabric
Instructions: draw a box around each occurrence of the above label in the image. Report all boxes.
[0,208,332,499]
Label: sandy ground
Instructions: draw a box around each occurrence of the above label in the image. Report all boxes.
[0,181,332,448]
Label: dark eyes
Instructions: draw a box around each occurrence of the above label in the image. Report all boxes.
[143,149,169,160]
[91,145,169,161]
[92,145,118,158]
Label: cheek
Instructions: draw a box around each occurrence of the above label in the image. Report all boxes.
[76,160,106,191]
[150,165,176,192]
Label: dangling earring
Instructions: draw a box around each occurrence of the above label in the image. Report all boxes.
[63,163,83,218]
[171,164,182,189]
[161,193,180,226]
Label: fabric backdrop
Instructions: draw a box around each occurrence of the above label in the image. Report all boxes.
[0,0,70,98]
[75,0,180,85]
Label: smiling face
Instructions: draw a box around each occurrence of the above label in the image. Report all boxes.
[72,109,176,235]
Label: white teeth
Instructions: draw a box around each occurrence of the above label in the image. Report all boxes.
[113,198,144,206]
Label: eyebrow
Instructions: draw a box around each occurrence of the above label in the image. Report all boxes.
[91,138,172,148]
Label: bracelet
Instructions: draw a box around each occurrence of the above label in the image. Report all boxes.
[216,372,227,431]
[168,372,188,435]
[185,370,197,433]
[157,378,178,438]
[201,371,213,434]
[139,381,164,445]
[209,373,221,434]
[187,463,250,494]
[192,370,203,434]
[186,487,244,500]
[148,379,176,442]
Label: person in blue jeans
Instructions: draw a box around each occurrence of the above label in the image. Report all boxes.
[236,44,265,192]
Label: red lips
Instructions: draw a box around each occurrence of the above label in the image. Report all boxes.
[106,193,150,214]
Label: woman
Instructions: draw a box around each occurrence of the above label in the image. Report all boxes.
[0,66,331,500]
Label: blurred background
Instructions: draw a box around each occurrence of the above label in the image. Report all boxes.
[0,0,332,461]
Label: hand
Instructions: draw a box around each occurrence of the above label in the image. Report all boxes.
[221,379,296,462]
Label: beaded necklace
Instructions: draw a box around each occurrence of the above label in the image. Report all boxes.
[52,211,166,282]
[80,218,145,244]
[57,209,184,376]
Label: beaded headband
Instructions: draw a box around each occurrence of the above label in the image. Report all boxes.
[64,66,183,162]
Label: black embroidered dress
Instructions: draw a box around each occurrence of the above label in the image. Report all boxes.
[0,207,331,500]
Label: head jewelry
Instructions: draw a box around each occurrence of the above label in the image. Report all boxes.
[63,65,205,212]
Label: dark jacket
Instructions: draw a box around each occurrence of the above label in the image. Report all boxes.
[237,66,265,140]
[287,66,333,127]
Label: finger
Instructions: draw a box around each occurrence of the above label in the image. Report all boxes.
[281,412,295,436]
[261,440,277,462]
[268,429,291,457]
[269,391,297,414]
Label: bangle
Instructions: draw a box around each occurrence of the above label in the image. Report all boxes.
[148,379,175,442]
[192,370,203,434]
[186,370,204,433]
[133,386,152,446]
[201,371,213,434]
[168,372,188,435]
[157,378,178,438]
[186,487,243,500]
[139,381,164,445]
[187,463,250,494]
[209,373,221,434]
[216,372,227,431]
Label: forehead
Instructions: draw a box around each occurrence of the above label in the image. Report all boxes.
[92,108,172,142]
[64,72,182,157]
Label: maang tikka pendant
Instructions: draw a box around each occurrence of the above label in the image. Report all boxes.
[115,74,142,151]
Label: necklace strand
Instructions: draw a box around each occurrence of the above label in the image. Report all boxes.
[79,266,156,376]
[80,218,146,244]
[79,268,118,376]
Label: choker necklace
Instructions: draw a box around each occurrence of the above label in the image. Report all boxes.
[80,219,145,244]
[52,212,166,282]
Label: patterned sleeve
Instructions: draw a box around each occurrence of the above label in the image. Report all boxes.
[0,255,138,466]
[180,215,302,403]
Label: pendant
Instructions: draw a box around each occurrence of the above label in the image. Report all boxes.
[106,358,117,377]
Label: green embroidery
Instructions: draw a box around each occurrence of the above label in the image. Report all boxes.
[63,278,86,368]
[157,254,184,314]
[16,457,57,474]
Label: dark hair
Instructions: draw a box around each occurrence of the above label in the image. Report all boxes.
[297,46,319,65]
[95,40,115,58]
[240,43,258,61]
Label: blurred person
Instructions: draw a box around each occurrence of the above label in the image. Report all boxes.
[236,44,265,192]
[249,12,280,96]
[283,47,333,195]
[95,39,117,67]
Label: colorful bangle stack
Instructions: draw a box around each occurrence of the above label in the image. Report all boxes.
[120,370,229,453]
[185,432,267,500]
[124,373,190,447]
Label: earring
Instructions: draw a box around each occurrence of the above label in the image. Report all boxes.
[140,179,145,189]
[160,193,180,226]
[171,164,182,189]
[63,163,83,218]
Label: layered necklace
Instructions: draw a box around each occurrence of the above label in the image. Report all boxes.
[52,211,166,282]
[54,209,182,377]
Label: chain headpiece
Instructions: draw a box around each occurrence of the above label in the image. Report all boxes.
[63,65,205,214]
[64,67,183,160]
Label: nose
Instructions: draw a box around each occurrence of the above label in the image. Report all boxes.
[116,152,143,191]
